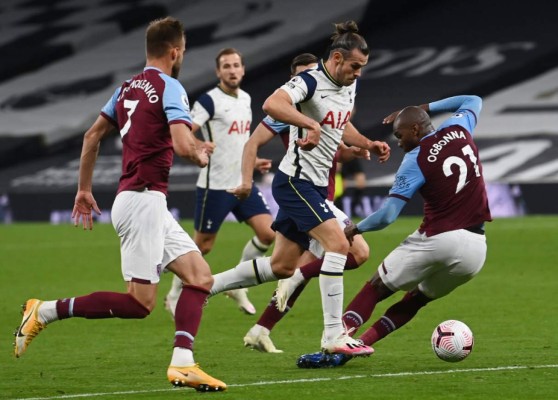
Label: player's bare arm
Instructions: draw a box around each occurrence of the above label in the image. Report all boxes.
[338,142,370,162]
[170,123,208,167]
[190,123,215,155]
[342,121,391,162]
[262,89,321,151]
[72,115,114,230]
[228,122,274,200]
[255,158,272,174]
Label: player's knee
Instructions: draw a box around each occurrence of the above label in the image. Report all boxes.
[127,294,153,318]
[327,241,350,255]
[196,274,214,291]
[370,273,394,299]
[196,242,213,255]
[350,242,370,265]
[137,306,152,318]
[271,262,296,279]
[258,230,275,246]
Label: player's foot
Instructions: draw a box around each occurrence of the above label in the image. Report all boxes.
[14,299,47,358]
[164,294,178,319]
[275,277,301,312]
[244,330,283,353]
[167,364,227,392]
[321,332,374,357]
[224,288,256,315]
[297,352,352,368]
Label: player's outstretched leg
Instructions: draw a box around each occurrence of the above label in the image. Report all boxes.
[14,299,47,358]
[224,235,272,316]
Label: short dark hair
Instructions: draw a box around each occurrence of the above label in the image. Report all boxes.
[290,53,319,75]
[215,48,244,68]
[329,20,369,58]
[145,17,185,59]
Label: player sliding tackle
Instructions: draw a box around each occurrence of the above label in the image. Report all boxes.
[297,95,492,368]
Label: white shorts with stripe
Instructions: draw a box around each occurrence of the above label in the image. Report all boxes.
[379,229,487,299]
[111,190,199,284]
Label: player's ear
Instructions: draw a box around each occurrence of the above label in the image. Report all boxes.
[170,46,178,62]
[331,50,343,64]
[412,123,421,136]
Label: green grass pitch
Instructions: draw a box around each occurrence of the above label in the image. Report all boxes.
[1,216,557,399]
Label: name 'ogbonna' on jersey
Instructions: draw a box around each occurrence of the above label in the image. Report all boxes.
[427,129,466,162]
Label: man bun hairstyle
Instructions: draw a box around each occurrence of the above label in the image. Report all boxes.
[290,53,319,75]
[146,17,185,59]
[329,20,369,57]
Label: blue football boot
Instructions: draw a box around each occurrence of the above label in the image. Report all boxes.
[296,352,352,368]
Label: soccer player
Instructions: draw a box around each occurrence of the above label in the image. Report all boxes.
[164,48,274,317]
[230,53,376,353]
[209,21,390,357]
[297,95,492,368]
[13,17,226,392]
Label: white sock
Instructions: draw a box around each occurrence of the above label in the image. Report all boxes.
[319,252,347,341]
[240,236,270,262]
[289,268,306,288]
[210,257,276,296]
[170,347,195,367]
[247,324,270,337]
[167,275,183,300]
[38,300,59,324]
[247,324,262,337]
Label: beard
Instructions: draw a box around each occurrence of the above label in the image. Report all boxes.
[171,63,181,79]
[222,78,242,90]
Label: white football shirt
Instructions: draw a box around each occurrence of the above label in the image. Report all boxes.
[278,61,357,187]
[192,86,252,189]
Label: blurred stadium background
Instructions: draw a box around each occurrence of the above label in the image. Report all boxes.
[1,0,557,222]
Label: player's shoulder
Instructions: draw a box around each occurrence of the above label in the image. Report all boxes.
[402,146,421,167]
[238,88,251,101]
[154,71,185,92]
[205,86,221,97]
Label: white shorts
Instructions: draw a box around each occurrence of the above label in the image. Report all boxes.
[378,229,487,299]
[308,200,351,258]
[111,190,199,284]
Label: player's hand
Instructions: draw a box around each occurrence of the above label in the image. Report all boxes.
[227,183,252,200]
[195,147,209,168]
[255,158,272,174]
[296,123,321,151]
[344,222,360,246]
[72,190,101,230]
[352,147,370,160]
[383,109,402,125]
[371,141,391,163]
[202,141,216,155]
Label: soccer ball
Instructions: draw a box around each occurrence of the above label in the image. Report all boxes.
[431,320,474,362]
